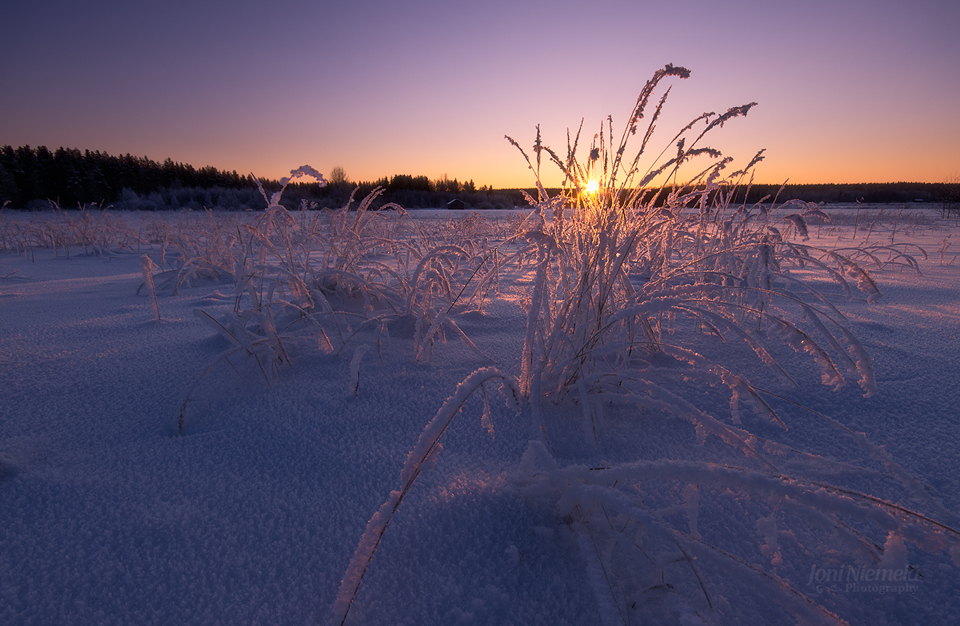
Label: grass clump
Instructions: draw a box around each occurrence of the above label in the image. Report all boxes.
[171,169,514,434]
[493,64,959,624]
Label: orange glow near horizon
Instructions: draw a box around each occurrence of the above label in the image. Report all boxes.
[206,141,958,190]
[3,2,957,193]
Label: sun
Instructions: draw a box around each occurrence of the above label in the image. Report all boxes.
[584,179,600,194]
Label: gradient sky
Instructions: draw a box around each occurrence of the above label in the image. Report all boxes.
[3,0,958,188]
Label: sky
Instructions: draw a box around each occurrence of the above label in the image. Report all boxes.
[3,0,959,188]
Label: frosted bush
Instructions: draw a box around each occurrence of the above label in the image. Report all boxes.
[495,64,960,624]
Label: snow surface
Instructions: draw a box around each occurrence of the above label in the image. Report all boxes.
[1,206,959,625]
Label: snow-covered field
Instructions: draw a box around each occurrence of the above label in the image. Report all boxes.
[1,204,959,625]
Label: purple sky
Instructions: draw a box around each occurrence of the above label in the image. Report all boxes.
[3,0,958,187]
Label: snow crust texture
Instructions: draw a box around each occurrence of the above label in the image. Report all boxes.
[1,206,959,625]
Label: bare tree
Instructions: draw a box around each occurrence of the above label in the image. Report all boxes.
[330,166,349,186]
[328,166,351,207]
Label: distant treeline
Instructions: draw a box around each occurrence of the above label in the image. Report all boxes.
[0,145,254,208]
[0,145,525,210]
[1,144,956,211]
[731,182,953,205]
[529,182,957,209]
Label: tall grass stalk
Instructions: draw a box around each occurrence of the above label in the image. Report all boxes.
[139,255,161,321]
[332,367,518,626]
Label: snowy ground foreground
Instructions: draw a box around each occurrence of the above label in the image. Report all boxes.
[1,205,959,625]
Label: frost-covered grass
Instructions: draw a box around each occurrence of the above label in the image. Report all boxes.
[2,203,960,625]
[0,202,154,260]
[3,67,960,625]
